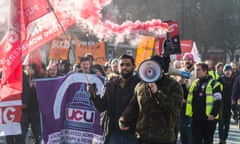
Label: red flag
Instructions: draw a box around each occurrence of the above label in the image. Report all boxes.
[0,0,23,135]
[0,0,76,134]
[180,40,193,53]
[23,0,50,26]
[21,0,76,56]
[175,40,193,60]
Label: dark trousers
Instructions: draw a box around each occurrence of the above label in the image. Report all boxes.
[6,135,21,144]
[191,119,217,144]
[180,116,192,144]
[218,110,231,141]
[108,132,137,144]
[137,138,175,144]
[21,111,41,144]
[138,141,175,144]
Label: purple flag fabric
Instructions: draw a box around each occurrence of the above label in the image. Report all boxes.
[35,72,104,144]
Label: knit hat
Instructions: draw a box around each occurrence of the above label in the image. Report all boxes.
[223,64,232,72]
[183,52,194,62]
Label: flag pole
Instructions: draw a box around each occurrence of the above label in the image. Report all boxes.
[46,0,74,63]
[46,0,68,36]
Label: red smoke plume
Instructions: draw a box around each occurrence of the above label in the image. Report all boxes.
[52,0,168,40]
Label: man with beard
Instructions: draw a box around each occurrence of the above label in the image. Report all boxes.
[178,52,195,144]
[182,53,195,86]
[88,54,140,144]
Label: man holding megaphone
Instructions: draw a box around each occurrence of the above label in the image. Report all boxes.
[119,55,183,144]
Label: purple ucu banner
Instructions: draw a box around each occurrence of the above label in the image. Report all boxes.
[35,72,104,144]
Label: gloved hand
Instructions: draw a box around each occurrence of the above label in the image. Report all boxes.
[87,83,97,98]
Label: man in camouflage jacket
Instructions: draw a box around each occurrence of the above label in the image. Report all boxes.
[119,55,183,144]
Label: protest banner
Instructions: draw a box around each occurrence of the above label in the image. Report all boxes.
[155,20,181,56]
[35,73,104,144]
[135,36,155,68]
[75,40,106,65]
[49,35,71,60]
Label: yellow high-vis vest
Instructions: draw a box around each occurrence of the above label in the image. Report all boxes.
[208,70,219,80]
[208,70,223,91]
[185,79,220,119]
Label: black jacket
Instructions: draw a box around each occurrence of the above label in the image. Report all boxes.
[90,75,140,140]
[22,72,31,106]
[192,77,222,121]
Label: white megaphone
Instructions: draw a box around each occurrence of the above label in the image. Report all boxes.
[168,63,191,79]
[138,60,163,83]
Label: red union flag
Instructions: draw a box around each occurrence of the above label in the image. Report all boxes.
[0,0,77,135]
[21,0,76,56]
[0,0,23,135]
[23,0,50,25]
[0,0,74,68]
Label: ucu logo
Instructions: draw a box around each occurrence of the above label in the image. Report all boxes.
[53,73,103,120]
[65,108,95,124]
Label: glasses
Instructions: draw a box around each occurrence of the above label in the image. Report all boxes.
[120,63,131,67]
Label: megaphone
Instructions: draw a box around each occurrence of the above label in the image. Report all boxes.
[168,63,191,79]
[138,60,163,83]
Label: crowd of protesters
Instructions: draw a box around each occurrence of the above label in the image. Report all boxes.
[4,51,240,144]
[171,53,240,144]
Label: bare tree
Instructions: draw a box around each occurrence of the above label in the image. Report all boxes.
[107,0,240,61]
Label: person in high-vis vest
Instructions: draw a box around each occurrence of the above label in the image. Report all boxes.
[179,52,196,144]
[186,63,222,144]
[205,59,219,80]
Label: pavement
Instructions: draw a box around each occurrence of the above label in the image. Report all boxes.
[213,120,240,144]
[176,119,240,144]
[0,119,240,144]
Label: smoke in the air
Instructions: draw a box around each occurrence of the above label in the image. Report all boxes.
[51,0,168,43]
[0,0,168,43]
[0,0,10,35]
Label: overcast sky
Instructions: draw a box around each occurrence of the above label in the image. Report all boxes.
[0,0,9,25]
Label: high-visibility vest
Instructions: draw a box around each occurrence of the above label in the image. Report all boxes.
[185,79,220,119]
[208,70,224,92]
[208,70,219,80]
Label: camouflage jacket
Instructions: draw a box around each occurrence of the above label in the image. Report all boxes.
[122,76,183,143]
